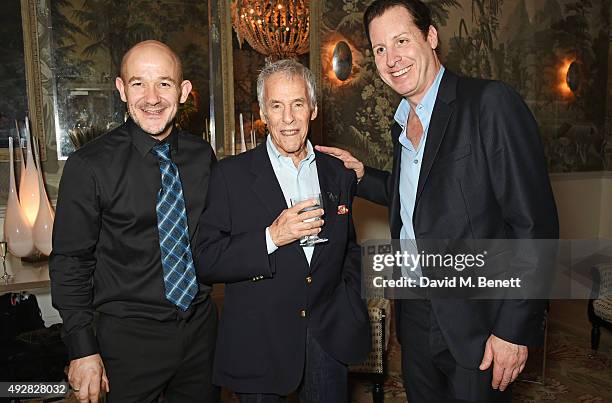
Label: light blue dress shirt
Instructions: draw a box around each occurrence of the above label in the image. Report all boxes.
[397,66,445,276]
[264,135,321,264]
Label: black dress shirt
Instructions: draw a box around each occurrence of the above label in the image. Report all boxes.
[50,119,215,360]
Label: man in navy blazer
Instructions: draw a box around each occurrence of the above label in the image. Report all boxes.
[318,1,559,402]
[195,59,370,402]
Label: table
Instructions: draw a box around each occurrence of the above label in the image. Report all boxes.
[1,254,51,293]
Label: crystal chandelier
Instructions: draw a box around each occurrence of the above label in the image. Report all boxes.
[231,0,310,60]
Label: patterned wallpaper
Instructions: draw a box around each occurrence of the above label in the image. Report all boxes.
[321,0,611,172]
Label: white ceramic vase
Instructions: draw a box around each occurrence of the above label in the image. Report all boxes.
[32,136,54,256]
[4,137,35,257]
[18,119,40,227]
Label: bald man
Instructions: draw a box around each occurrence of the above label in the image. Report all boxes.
[50,40,218,403]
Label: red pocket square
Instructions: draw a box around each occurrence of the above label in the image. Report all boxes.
[337,205,349,215]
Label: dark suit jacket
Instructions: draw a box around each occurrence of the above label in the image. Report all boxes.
[358,69,559,368]
[194,143,371,394]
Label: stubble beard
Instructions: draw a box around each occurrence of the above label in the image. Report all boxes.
[128,102,176,137]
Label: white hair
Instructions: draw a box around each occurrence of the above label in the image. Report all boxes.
[257,59,317,114]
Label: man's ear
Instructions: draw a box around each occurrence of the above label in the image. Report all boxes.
[259,109,268,125]
[115,77,127,102]
[427,25,439,50]
[179,80,193,103]
[310,104,318,121]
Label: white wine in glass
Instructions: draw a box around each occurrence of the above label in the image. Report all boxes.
[290,193,328,247]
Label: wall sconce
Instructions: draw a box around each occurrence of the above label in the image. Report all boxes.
[559,58,579,97]
[332,41,352,81]
[565,61,580,93]
[4,118,54,260]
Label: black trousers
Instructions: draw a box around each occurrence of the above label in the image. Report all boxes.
[237,332,348,403]
[96,298,219,403]
[399,300,511,403]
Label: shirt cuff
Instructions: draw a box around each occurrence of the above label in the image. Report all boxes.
[265,227,279,254]
[64,327,99,360]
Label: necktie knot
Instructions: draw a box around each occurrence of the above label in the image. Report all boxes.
[151,142,171,162]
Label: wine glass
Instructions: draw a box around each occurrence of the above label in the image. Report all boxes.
[290,193,328,247]
[0,241,10,282]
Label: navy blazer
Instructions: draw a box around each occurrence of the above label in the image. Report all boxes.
[358,69,559,368]
[195,142,371,394]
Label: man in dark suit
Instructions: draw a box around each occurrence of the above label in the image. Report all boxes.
[195,59,371,402]
[317,1,559,402]
[50,40,218,403]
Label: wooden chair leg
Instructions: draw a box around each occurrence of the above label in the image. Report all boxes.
[591,324,600,351]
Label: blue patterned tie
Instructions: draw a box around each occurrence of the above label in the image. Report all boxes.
[151,142,198,311]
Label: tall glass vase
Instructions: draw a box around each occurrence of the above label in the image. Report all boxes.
[18,118,40,227]
[32,136,54,255]
[4,137,35,257]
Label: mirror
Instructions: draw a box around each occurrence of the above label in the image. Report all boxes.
[48,0,211,160]
[332,41,352,81]
[0,1,28,150]
[0,0,48,206]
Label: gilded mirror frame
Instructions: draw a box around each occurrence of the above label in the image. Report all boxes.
[0,0,47,162]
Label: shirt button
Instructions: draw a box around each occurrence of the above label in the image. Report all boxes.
[413,159,419,164]
[306,276,312,284]
[300,309,307,318]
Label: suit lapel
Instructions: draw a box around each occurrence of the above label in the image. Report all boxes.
[310,151,340,269]
[250,143,288,222]
[416,70,458,204]
[389,123,403,238]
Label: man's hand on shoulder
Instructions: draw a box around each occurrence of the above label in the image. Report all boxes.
[269,199,324,247]
[479,334,528,392]
[68,353,109,403]
[315,145,364,182]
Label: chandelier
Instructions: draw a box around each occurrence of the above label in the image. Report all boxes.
[231,0,310,60]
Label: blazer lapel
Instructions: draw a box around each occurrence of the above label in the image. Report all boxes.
[389,123,403,238]
[250,143,289,223]
[416,70,458,203]
[309,151,340,269]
